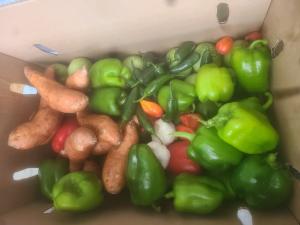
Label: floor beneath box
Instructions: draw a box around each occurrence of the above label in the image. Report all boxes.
[0,194,297,225]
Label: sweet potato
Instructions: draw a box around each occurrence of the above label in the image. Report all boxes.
[69,160,83,172]
[8,106,62,150]
[65,127,97,161]
[83,160,101,178]
[66,66,89,91]
[77,112,121,155]
[8,67,63,150]
[24,66,88,113]
[102,120,138,194]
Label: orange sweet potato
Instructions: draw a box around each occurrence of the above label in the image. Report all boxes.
[102,120,138,194]
[66,66,89,91]
[24,66,88,113]
[77,112,121,155]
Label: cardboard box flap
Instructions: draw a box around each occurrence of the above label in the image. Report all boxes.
[0,0,271,64]
[1,199,298,225]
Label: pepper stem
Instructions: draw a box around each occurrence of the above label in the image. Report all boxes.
[249,39,268,49]
[202,115,229,128]
[262,92,273,111]
[164,191,174,199]
[266,153,279,169]
[173,131,195,141]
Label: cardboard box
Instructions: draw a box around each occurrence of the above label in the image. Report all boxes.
[0,0,299,224]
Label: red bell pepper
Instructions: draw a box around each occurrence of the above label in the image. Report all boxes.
[179,113,200,131]
[51,117,79,153]
[245,31,263,41]
[167,141,201,175]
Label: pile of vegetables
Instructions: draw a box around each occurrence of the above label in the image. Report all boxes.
[8,31,293,214]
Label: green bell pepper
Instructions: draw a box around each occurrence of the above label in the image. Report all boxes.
[231,154,293,209]
[196,100,219,119]
[157,79,196,112]
[89,87,126,116]
[38,158,69,200]
[239,92,273,113]
[126,144,167,206]
[89,58,131,88]
[224,40,249,67]
[196,64,235,102]
[184,73,196,85]
[123,55,144,72]
[68,57,92,75]
[231,40,271,94]
[205,101,279,154]
[193,42,222,71]
[168,174,226,214]
[176,126,243,173]
[51,64,68,84]
[52,171,103,212]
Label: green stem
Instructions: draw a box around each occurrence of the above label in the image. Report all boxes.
[173,131,195,141]
[262,92,273,111]
[202,115,229,128]
[164,191,174,199]
[249,39,268,49]
[266,153,278,169]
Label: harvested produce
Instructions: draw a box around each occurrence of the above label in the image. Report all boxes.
[51,63,68,83]
[244,31,263,41]
[126,144,167,206]
[66,66,89,91]
[140,99,164,118]
[89,87,126,116]
[179,113,200,131]
[68,57,92,75]
[8,96,62,150]
[77,112,121,155]
[24,67,89,113]
[204,100,279,154]
[89,58,131,88]
[167,141,201,175]
[176,127,243,173]
[102,120,138,194]
[231,154,292,208]
[196,101,219,119]
[224,40,249,67]
[154,119,175,145]
[38,158,69,200]
[215,36,233,55]
[83,160,101,177]
[147,140,170,169]
[69,160,83,172]
[167,174,226,214]
[64,127,97,161]
[51,117,79,154]
[10,35,293,215]
[196,64,234,102]
[158,79,196,112]
[193,42,222,71]
[52,171,103,212]
[231,39,271,93]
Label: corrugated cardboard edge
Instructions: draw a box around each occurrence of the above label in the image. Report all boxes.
[262,0,300,222]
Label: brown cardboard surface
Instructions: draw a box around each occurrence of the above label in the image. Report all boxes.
[0,197,297,225]
[262,0,300,222]
[290,179,300,223]
[262,0,300,90]
[0,53,51,214]
[0,0,271,64]
[272,94,300,171]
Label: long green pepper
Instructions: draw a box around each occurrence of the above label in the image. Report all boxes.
[139,74,173,101]
[121,87,140,125]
